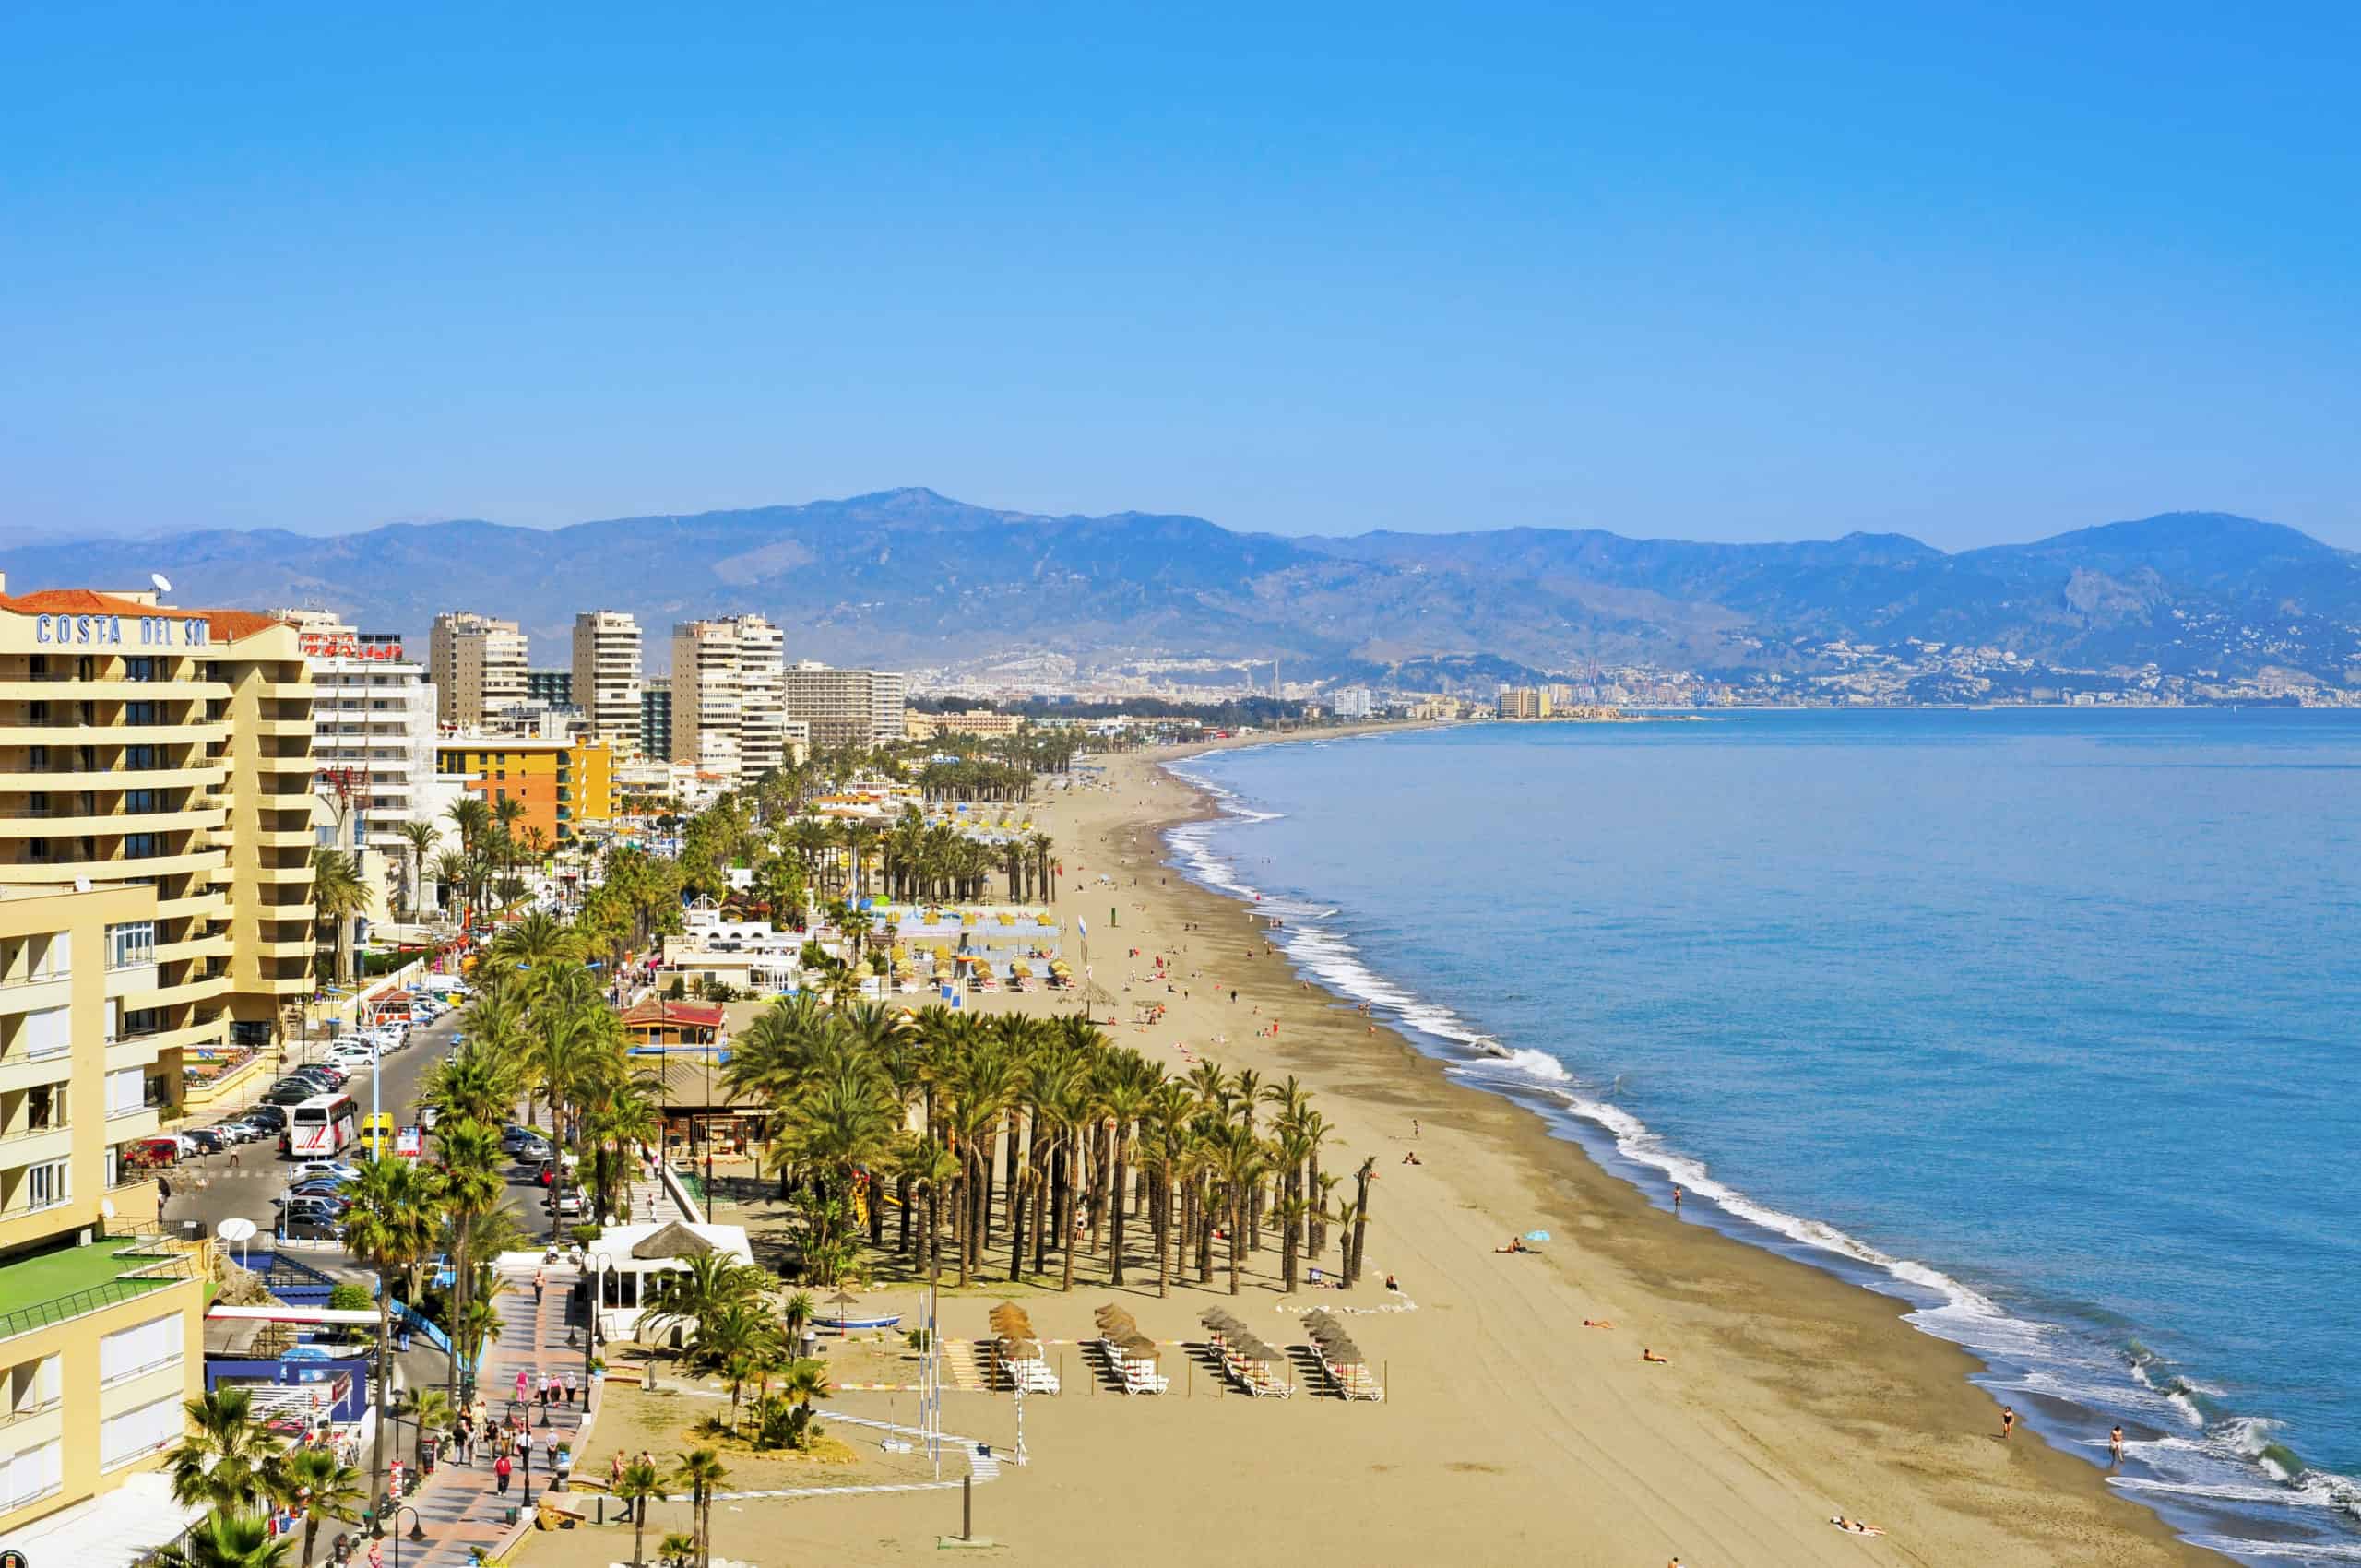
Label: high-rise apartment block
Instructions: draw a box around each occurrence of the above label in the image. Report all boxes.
[569,611,643,751]
[670,620,743,783]
[670,615,789,788]
[639,677,671,760]
[277,611,449,859]
[781,662,907,749]
[428,612,528,725]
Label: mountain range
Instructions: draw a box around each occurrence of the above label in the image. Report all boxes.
[5,491,2355,686]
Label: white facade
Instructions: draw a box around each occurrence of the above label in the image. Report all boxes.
[278,611,446,859]
[781,661,907,749]
[570,610,643,751]
[730,614,786,784]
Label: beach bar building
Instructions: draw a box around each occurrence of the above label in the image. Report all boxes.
[583,1219,754,1343]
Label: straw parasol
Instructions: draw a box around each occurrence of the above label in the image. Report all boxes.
[1117,1333,1159,1361]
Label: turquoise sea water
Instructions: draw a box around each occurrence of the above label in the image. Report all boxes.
[1166,711,2361,1566]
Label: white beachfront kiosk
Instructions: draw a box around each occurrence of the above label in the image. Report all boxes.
[582,1218,755,1343]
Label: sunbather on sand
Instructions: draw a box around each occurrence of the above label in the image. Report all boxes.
[1494,1238,1528,1253]
[1642,1348,1669,1363]
[1582,1318,1615,1329]
[1830,1515,1886,1537]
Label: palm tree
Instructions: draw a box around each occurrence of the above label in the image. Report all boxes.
[397,820,440,921]
[166,1386,286,1514]
[1346,1155,1377,1286]
[431,849,471,922]
[641,1253,763,1350]
[342,1157,441,1512]
[308,849,366,987]
[279,1446,363,1567]
[617,1458,662,1566]
[154,1511,291,1568]
[404,1387,453,1476]
[672,1448,730,1568]
[658,1532,698,1568]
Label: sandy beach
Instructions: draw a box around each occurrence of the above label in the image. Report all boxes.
[532,725,2215,1568]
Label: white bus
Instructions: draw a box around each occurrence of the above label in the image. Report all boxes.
[282,1093,359,1158]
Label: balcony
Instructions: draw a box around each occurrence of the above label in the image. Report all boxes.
[0,680,224,701]
[0,763,225,792]
[115,971,230,1011]
[0,806,223,839]
[0,1048,74,1097]
[0,973,72,1017]
[0,1123,73,1170]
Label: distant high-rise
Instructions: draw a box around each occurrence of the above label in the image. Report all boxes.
[730,615,786,782]
[275,610,451,858]
[781,661,906,749]
[428,612,528,725]
[670,620,743,782]
[570,611,643,750]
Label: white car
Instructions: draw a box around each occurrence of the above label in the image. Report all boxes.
[290,1160,362,1185]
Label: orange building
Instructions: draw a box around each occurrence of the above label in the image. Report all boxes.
[435,735,613,844]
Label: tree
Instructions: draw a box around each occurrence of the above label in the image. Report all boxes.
[658,1532,698,1568]
[641,1253,764,1350]
[154,1511,291,1568]
[397,820,440,921]
[308,849,366,987]
[279,1446,363,1568]
[617,1458,661,1566]
[166,1386,286,1514]
[672,1448,730,1568]
[427,1116,504,1403]
[405,1387,453,1475]
[342,1157,441,1513]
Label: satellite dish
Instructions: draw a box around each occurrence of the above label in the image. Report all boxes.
[100,1198,117,1220]
[218,1217,257,1242]
[150,572,173,595]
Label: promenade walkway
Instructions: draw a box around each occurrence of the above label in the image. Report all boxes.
[402,1256,590,1568]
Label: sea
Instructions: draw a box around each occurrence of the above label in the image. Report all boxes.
[1162,709,2361,1567]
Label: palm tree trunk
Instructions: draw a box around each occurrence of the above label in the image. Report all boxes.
[1109,1129,1130,1285]
[1227,1191,1244,1294]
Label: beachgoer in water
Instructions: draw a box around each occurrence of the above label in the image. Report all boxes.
[1671,1184,1682,1210]
[2109,1424,2124,1463]
[2000,1405,2017,1439]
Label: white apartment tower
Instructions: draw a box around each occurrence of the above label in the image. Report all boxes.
[428,612,528,725]
[670,620,743,784]
[570,611,643,751]
[730,615,787,783]
[277,611,452,857]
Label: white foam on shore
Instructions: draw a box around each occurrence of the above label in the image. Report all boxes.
[1157,754,2361,1558]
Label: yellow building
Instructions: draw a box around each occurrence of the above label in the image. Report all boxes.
[436,734,615,843]
[0,883,209,1538]
[0,584,318,1117]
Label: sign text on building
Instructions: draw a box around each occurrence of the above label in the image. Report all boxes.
[35,614,208,647]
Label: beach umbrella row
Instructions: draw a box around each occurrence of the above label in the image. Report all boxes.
[1303,1310,1366,1366]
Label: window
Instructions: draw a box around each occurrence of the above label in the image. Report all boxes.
[26,791,48,814]
[25,1085,63,1131]
[107,1066,145,1117]
[121,1007,162,1038]
[5,1354,62,1420]
[0,1436,63,1510]
[27,656,46,678]
[106,921,156,968]
[124,834,159,859]
[125,745,157,769]
[20,1006,70,1059]
[125,701,157,724]
[26,1159,69,1209]
[100,1313,184,1385]
[125,789,157,813]
[27,745,47,770]
[100,1392,181,1469]
[125,657,157,682]
[27,702,48,723]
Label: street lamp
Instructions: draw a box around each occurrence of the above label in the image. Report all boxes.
[580,1253,604,1394]
[391,1504,426,1568]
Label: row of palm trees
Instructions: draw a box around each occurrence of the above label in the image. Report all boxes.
[160,1384,366,1566]
[724,1000,1377,1299]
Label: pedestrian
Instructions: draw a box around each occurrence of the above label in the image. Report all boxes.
[2001,1405,2018,1440]
[564,1370,578,1406]
[533,1266,545,1304]
[2109,1424,2125,1464]
[1672,1184,1682,1211]
[493,1454,512,1494]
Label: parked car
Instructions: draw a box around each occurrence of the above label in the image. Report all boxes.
[263,1083,317,1108]
[241,1105,288,1133]
[211,1119,265,1144]
[544,1187,587,1218]
[179,1128,225,1156]
[290,1160,362,1184]
[127,1135,181,1167]
[417,1104,443,1131]
[279,1198,344,1229]
[501,1124,545,1156]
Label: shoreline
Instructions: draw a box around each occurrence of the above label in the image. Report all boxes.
[1097,725,2217,1565]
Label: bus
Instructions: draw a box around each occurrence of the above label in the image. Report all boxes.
[283,1093,359,1158]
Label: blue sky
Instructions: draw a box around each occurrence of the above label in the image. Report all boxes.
[3,4,2355,549]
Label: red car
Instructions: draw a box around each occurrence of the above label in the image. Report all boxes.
[125,1136,182,1168]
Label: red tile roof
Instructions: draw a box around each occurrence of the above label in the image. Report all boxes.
[0,588,290,644]
[621,998,727,1029]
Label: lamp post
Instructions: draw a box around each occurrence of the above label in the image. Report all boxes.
[581,1254,603,1393]
[390,1504,425,1568]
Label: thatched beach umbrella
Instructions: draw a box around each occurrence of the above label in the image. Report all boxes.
[1118,1333,1159,1361]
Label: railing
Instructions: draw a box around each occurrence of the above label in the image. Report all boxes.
[0,1396,60,1434]
[0,1121,70,1144]
[0,1236,203,1342]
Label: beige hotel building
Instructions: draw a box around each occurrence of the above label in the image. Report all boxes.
[0,580,314,1537]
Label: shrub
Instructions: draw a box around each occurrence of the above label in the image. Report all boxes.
[328,1282,374,1313]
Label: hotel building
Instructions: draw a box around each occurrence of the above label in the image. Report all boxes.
[670,620,743,784]
[781,661,907,749]
[428,612,528,726]
[0,882,209,1541]
[0,585,317,1071]
[570,611,643,752]
[638,677,671,761]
